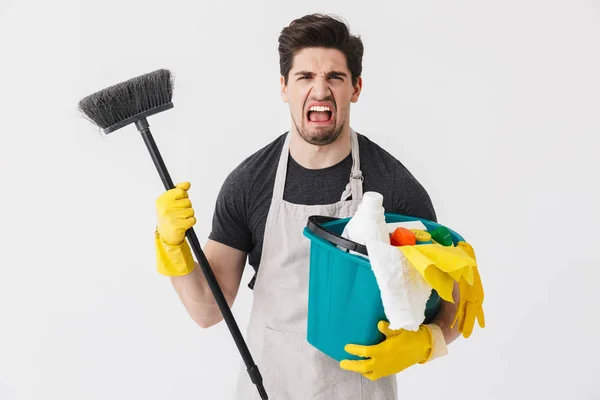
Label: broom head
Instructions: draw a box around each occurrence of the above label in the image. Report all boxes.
[78,68,174,134]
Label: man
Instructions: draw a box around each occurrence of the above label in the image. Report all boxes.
[154,13,481,400]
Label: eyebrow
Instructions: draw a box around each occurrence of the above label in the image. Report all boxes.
[294,70,348,78]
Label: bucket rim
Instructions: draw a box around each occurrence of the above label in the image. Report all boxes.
[306,215,369,256]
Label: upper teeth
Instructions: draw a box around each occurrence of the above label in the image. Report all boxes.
[309,106,331,112]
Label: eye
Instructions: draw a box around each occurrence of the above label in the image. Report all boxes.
[329,75,343,80]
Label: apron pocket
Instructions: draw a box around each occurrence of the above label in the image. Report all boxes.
[261,326,363,400]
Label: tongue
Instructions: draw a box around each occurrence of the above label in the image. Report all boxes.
[309,111,330,122]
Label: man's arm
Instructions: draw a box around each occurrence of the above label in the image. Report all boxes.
[169,239,246,329]
[431,281,461,344]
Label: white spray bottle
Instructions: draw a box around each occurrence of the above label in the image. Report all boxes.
[342,192,390,257]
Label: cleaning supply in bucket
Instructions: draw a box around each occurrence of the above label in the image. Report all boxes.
[341,192,390,257]
[398,244,478,302]
[366,239,433,330]
[411,229,433,244]
[430,226,453,246]
[390,227,416,246]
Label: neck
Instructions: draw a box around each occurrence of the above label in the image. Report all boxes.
[289,126,352,170]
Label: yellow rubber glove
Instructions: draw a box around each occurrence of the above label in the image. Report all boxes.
[452,241,485,338]
[398,243,477,303]
[155,182,196,276]
[340,321,448,381]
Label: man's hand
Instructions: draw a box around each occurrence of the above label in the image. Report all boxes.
[339,321,446,381]
[155,182,197,276]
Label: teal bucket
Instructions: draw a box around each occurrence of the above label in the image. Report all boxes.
[302,213,466,362]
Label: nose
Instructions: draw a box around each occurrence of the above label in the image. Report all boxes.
[310,75,331,98]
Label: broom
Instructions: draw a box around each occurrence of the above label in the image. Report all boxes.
[77,68,268,400]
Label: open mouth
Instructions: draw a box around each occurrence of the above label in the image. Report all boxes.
[306,105,333,124]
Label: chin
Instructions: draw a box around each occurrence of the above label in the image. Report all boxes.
[299,122,344,146]
[301,130,339,146]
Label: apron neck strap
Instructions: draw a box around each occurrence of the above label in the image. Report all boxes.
[339,128,363,201]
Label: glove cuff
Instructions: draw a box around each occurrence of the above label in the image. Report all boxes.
[155,228,195,276]
[421,323,448,363]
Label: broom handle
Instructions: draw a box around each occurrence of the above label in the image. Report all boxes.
[135,118,268,400]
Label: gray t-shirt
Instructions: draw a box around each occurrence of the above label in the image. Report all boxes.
[208,131,437,289]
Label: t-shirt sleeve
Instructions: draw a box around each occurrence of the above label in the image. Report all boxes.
[393,165,438,223]
[207,167,252,253]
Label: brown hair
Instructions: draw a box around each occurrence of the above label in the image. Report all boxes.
[278,13,364,86]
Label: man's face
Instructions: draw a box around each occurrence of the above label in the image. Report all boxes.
[281,47,362,146]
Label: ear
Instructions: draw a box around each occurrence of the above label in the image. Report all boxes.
[280,76,289,103]
[351,76,362,103]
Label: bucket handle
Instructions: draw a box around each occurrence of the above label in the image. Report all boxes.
[306,215,369,256]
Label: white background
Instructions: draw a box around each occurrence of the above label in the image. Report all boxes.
[1,0,599,399]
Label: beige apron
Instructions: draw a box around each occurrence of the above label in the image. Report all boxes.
[234,129,397,399]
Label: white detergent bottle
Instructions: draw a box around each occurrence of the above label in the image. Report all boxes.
[342,192,390,256]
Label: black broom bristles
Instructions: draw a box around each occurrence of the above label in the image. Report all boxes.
[77,68,175,134]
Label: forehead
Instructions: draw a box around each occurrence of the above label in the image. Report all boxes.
[290,47,349,74]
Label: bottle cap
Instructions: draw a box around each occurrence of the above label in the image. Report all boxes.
[410,229,432,243]
[430,226,453,246]
[390,227,416,246]
[361,192,384,210]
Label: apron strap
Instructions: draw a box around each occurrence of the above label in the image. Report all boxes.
[272,131,292,201]
[340,129,363,202]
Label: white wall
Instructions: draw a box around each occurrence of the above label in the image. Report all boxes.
[1,0,599,399]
